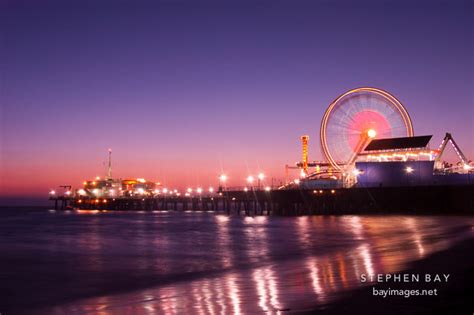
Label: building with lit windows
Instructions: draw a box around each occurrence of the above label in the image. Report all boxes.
[354,135,472,187]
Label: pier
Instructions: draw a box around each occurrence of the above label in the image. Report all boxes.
[50,185,474,215]
[48,88,473,216]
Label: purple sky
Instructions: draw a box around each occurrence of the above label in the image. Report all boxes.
[1,0,473,205]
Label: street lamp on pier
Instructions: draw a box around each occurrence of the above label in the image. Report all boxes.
[219,174,227,192]
[247,175,254,190]
[257,173,264,190]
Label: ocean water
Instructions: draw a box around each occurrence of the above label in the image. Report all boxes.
[0,208,473,314]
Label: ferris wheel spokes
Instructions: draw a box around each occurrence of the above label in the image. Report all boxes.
[320,87,414,171]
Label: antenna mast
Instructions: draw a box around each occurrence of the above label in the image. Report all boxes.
[106,148,112,180]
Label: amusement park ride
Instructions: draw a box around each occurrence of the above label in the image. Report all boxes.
[286,87,473,188]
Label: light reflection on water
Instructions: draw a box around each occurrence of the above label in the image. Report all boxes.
[3,211,471,315]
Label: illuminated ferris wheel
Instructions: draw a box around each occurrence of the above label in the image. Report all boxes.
[320,87,414,171]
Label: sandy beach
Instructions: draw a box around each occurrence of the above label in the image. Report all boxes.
[313,237,474,314]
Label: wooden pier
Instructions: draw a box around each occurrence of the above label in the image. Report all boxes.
[50,185,474,215]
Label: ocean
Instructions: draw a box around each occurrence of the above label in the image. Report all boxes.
[1,208,472,314]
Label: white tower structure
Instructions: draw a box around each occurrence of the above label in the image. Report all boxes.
[106,148,112,180]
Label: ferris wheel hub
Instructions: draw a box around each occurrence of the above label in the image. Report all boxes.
[367,129,377,138]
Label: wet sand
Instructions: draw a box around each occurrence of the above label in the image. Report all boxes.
[314,237,474,314]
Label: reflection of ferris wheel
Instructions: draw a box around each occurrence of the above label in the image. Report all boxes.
[320,87,414,171]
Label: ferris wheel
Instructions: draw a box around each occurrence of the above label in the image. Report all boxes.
[320,87,414,171]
